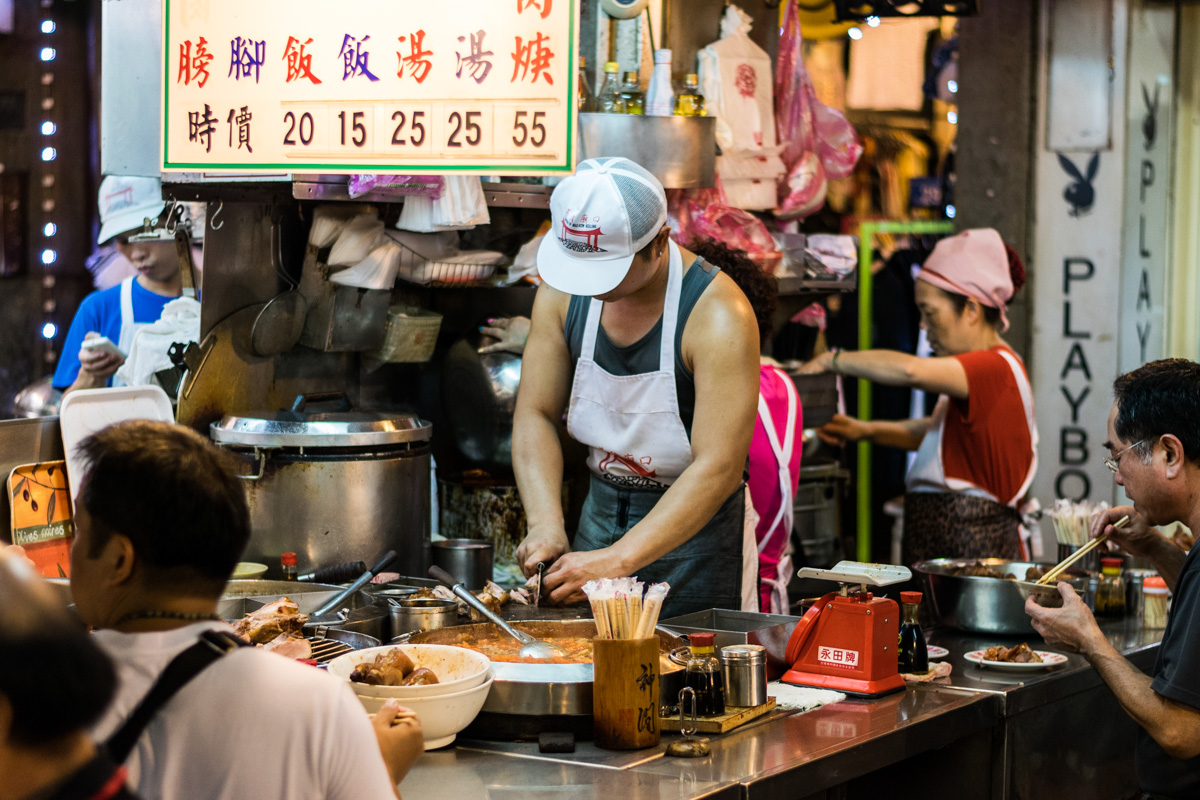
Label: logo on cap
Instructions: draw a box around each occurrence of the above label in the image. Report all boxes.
[559,209,606,253]
[104,186,135,214]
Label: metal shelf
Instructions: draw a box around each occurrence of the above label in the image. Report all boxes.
[292,175,551,209]
[777,274,857,295]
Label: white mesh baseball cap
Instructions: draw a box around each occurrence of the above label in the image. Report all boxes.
[97,175,166,245]
[536,157,668,296]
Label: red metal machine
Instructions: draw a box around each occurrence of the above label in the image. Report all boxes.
[782,561,911,697]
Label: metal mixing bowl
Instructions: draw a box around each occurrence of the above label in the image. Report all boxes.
[915,559,1088,635]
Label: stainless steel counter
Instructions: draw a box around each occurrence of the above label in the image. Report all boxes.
[401,608,1160,800]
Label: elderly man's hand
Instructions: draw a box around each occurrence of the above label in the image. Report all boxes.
[372,699,423,789]
[1024,583,1105,655]
[1091,505,1160,558]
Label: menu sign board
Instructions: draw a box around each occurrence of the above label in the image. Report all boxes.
[161,0,578,174]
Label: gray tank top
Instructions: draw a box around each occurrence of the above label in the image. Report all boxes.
[564,257,720,435]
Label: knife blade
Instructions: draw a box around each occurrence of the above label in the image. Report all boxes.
[534,561,546,607]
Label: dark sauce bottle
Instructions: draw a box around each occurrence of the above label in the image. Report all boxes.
[683,632,726,716]
[897,591,928,674]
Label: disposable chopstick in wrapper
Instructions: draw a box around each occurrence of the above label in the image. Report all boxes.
[583,578,670,640]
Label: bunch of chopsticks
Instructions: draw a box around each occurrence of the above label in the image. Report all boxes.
[583,578,670,640]
[1036,515,1129,585]
[1048,499,1107,546]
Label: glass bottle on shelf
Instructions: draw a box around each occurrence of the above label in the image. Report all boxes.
[674,73,706,117]
[595,62,626,114]
[683,632,726,717]
[1094,557,1127,618]
[620,71,644,115]
[281,552,298,581]
[897,591,928,674]
[577,56,595,112]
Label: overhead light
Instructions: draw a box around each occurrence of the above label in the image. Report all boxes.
[947,111,959,124]
[41,322,58,340]
[866,16,881,27]
[40,249,57,265]
[946,204,957,219]
[40,146,56,161]
[947,79,959,94]
[44,222,57,236]
[41,121,56,135]
[39,47,56,61]
[41,20,56,33]
[848,27,863,40]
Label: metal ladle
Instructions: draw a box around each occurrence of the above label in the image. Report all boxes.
[428,565,566,659]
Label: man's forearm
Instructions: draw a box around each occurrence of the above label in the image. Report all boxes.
[512,411,567,531]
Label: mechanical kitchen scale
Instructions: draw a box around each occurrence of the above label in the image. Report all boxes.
[782,561,912,697]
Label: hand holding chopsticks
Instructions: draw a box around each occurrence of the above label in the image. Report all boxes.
[1037,515,1130,585]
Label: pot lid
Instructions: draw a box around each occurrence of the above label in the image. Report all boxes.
[210,409,432,447]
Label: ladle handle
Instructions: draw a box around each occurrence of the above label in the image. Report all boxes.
[428,565,531,644]
[312,550,397,618]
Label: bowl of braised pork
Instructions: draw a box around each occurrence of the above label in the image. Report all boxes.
[327,643,492,698]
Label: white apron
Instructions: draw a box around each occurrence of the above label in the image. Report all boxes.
[754,372,799,615]
[112,277,151,388]
[566,241,754,605]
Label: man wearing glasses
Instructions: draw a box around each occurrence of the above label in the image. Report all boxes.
[1027,358,1200,800]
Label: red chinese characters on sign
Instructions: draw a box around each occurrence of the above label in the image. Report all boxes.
[511,32,554,85]
[517,0,551,18]
[397,31,434,83]
[283,36,322,84]
[177,37,214,87]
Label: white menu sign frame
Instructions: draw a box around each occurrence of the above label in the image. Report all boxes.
[160,0,578,174]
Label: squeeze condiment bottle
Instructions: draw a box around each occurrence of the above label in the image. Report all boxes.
[1143,576,1169,628]
[684,633,725,716]
[897,591,928,674]
[281,552,298,581]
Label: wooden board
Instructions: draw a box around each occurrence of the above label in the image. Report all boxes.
[660,697,778,734]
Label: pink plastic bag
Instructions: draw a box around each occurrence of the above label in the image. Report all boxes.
[347,174,445,200]
[688,203,782,272]
[666,181,727,246]
[774,2,861,216]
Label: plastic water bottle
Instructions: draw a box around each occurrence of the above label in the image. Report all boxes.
[595,61,626,114]
[645,49,675,116]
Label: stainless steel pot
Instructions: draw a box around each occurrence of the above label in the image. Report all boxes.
[210,396,432,579]
[388,597,459,636]
[220,579,389,640]
[441,338,520,466]
[915,559,1088,635]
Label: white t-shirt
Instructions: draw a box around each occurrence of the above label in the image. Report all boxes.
[90,622,397,800]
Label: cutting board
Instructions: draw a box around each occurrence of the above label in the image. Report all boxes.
[660,697,777,734]
[8,462,73,578]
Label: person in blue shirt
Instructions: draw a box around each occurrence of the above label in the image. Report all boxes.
[53,177,181,395]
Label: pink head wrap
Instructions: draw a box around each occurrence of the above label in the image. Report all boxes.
[915,228,1013,332]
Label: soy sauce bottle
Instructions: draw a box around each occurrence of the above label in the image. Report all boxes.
[684,633,725,716]
[897,591,928,674]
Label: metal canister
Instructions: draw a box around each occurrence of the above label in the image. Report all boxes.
[1125,569,1154,624]
[720,644,767,708]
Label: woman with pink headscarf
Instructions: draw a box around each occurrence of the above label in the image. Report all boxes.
[800,229,1037,565]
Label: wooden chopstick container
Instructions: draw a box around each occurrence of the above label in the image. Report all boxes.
[592,637,661,750]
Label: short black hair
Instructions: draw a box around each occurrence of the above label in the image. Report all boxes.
[1113,358,1200,464]
[76,420,251,593]
[0,564,116,745]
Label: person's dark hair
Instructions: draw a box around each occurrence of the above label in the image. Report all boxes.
[76,420,251,592]
[687,237,778,344]
[0,559,117,745]
[1113,358,1200,465]
[943,243,1027,327]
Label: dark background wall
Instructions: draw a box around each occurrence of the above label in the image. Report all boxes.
[0,0,97,414]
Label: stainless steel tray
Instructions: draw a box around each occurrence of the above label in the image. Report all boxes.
[660,609,799,680]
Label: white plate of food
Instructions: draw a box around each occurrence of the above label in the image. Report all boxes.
[964,644,1068,671]
[927,645,950,660]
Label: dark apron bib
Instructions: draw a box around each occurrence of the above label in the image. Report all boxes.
[902,491,1021,567]
[575,474,743,618]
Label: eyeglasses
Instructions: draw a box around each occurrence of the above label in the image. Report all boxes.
[1104,440,1146,473]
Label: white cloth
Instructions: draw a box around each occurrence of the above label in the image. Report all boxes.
[697,6,777,152]
[566,241,693,487]
[329,238,402,290]
[396,176,489,232]
[741,486,760,612]
[755,375,799,616]
[112,277,152,388]
[767,681,845,712]
[114,296,200,387]
[846,18,939,111]
[90,622,397,800]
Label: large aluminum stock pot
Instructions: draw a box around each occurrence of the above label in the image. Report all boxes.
[210,395,432,579]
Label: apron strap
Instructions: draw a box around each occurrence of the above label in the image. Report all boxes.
[579,241,684,373]
[994,348,1039,504]
[755,372,799,556]
[104,630,247,764]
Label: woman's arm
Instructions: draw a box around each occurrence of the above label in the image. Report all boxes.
[541,275,761,604]
[512,287,574,575]
[802,349,970,400]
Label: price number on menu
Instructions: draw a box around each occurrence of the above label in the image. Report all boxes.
[278,102,558,160]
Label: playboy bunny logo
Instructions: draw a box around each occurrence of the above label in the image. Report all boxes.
[1056,152,1099,217]
[1142,82,1160,151]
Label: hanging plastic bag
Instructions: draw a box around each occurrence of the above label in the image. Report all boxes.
[327,213,385,266]
[666,181,727,246]
[688,203,781,272]
[329,238,403,290]
[347,174,445,200]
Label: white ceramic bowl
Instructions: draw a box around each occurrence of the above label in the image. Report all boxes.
[357,677,494,749]
[327,644,491,698]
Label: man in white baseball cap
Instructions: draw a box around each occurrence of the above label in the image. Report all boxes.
[53,176,184,395]
[514,157,761,617]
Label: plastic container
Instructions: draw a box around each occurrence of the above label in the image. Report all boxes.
[595,62,626,114]
[674,73,706,117]
[645,49,674,116]
[620,71,644,115]
[1143,576,1169,628]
